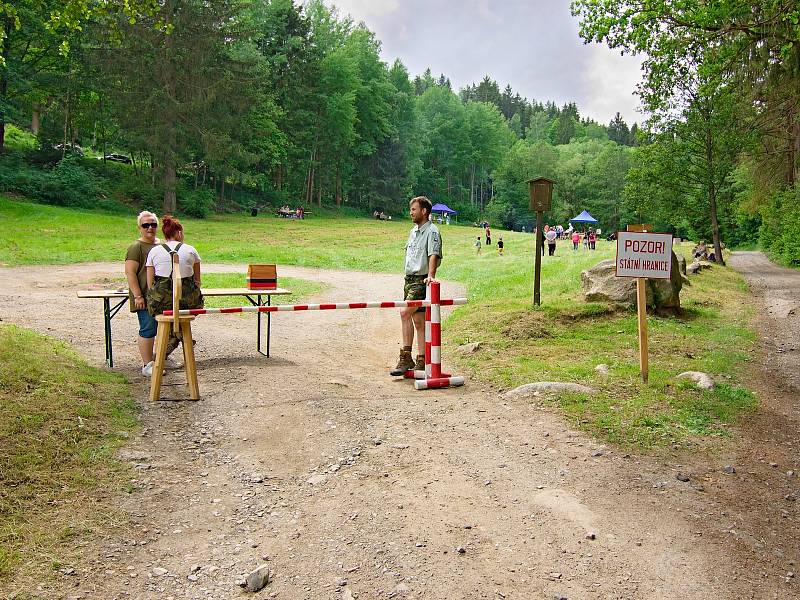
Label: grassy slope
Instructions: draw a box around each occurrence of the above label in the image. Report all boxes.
[0,325,137,591]
[1,196,757,447]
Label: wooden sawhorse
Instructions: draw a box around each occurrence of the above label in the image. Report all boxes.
[148,315,200,401]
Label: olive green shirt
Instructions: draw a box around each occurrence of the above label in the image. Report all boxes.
[125,239,157,312]
[404,221,443,276]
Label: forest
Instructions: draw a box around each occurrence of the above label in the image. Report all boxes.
[1,0,798,264]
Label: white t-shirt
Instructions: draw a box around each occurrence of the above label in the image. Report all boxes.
[545,230,557,243]
[146,241,201,278]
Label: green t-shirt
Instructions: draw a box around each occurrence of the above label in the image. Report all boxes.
[125,239,157,312]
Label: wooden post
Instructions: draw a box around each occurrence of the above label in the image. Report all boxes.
[534,210,543,306]
[636,277,649,383]
[626,224,653,384]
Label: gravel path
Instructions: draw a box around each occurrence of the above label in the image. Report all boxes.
[0,259,797,599]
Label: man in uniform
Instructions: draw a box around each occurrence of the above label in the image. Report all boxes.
[390,196,443,376]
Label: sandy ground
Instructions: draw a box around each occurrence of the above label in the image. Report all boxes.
[0,254,797,600]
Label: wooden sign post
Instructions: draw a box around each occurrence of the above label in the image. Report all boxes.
[528,178,554,306]
[616,224,672,383]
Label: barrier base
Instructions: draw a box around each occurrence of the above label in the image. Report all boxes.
[414,376,465,390]
[403,369,451,380]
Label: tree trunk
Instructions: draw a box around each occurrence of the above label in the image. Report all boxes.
[705,125,724,265]
[31,108,40,136]
[470,164,475,205]
[792,118,800,186]
[163,153,177,213]
[0,17,11,153]
[335,164,342,207]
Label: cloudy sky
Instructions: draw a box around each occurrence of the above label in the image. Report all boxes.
[323,0,646,126]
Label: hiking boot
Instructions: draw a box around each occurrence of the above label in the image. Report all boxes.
[165,335,181,356]
[414,355,425,372]
[390,350,415,376]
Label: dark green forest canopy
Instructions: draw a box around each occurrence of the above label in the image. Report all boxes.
[1,0,797,263]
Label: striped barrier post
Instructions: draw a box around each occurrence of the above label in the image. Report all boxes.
[414,281,465,391]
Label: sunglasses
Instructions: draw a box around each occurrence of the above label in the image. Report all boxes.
[141,222,158,229]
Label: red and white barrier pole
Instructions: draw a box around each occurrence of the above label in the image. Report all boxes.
[164,297,467,316]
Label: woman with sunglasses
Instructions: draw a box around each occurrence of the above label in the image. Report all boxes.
[124,211,163,376]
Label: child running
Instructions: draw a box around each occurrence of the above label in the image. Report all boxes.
[497,236,504,255]
[474,236,482,254]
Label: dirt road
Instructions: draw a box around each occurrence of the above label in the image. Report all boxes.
[0,257,797,599]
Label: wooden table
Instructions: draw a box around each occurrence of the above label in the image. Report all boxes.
[77,287,291,367]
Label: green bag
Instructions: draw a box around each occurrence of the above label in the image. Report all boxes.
[146,243,204,317]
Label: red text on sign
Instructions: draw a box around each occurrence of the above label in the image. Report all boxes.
[623,239,665,254]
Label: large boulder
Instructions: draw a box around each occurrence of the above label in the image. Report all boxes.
[581,259,635,305]
[581,252,683,310]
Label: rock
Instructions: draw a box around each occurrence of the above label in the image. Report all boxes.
[306,474,327,485]
[723,465,736,474]
[116,449,152,462]
[585,532,596,540]
[457,546,466,554]
[342,589,355,600]
[151,567,169,577]
[649,251,683,309]
[391,583,411,595]
[581,252,682,309]
[676,253,687,276]
[249,473,264,484]
[244,564,270,592]
[787,470,796,478]
[391,444,410,450]
[676,371,715,390]
[458,342,482,353]
[676,472,690,482]
[504,382,597,398]
[581,259,634,305]
[336,578,348,587]
[594,364,609,376]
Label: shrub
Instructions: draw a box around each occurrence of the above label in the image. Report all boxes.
[38,157,105,207]
[759,186,800,266]
[178,186,215,218]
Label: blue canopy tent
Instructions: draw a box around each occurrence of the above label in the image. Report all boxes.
[431,203,457,223]
[569,210,598,225]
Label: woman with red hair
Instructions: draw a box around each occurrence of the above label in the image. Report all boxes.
[145,215,204,362]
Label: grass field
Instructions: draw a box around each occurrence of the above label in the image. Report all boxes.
[1,196,757,448]
[0,325,137,587]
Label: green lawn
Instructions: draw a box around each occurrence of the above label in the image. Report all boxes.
[1,196,758,448]
[0,324,137,586]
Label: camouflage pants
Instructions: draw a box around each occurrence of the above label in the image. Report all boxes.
[404,274,427,314]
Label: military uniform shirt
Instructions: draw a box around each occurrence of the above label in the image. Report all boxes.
[404,220,443,275]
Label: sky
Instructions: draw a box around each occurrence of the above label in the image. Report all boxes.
[322,0,646,126]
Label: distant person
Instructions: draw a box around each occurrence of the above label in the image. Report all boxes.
[475,236,482,254]
[445,213,450,225]
[390,196,442,377]
[125,211,161,376]
[497,236,504,256]
[588,230,597,250]
[583,230,589,250]
[485,224,491,246]
[145,215,204,370]
[572,230,580,251]
[545,225,558,256]
[693,240,707,259]
[521,225,526,233]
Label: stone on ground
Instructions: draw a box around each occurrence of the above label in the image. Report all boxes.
[504,382,597,398]
[676,371,715,390]
[244,564,270,592]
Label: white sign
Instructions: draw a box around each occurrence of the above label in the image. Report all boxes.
[615,232,673,279]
